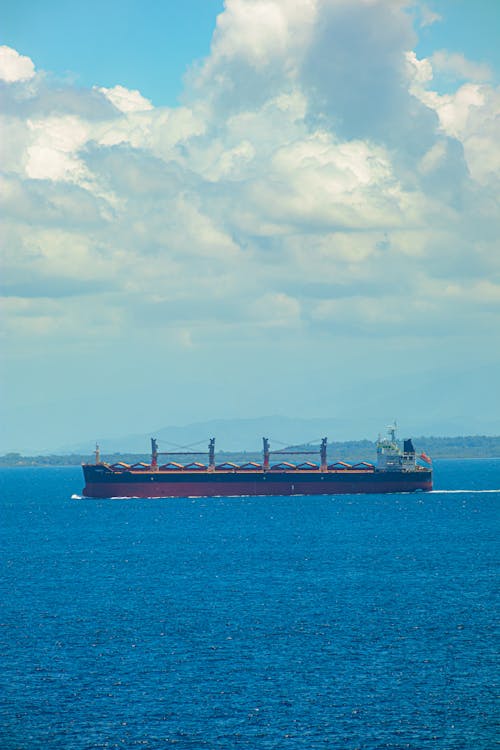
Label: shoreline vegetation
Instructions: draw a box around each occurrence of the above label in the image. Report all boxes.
[1,436,499,467]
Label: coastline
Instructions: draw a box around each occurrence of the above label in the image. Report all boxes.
[2,436,500,467]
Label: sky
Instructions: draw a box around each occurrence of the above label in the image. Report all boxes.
[1,0,499,452]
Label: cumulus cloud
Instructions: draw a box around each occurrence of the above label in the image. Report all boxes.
[1,0,499,363]
[26,115,91,181]
[98,84,153,113]
[0,45,35,82]
[192,0,316,104]
[418,3,441,28]
[431,50,492,83]
[408,52,500,189]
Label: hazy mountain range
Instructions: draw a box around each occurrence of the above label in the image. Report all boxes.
[52,364,499,455]
[56,413,500,456]
[4,364,497,455]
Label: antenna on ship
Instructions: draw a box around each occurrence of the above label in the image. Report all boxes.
[387,421,397,443]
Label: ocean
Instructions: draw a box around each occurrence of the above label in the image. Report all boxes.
[0,460,498,749]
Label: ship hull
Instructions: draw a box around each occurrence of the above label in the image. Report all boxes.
[82,466,432,498]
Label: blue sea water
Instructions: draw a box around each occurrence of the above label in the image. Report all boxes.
[0,460,498,750]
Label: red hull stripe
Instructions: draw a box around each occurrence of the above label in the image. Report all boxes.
[83,476,432,498]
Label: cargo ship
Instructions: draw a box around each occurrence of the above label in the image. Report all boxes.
[81,426,432,498]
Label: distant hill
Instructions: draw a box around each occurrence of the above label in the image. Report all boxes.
[2,435,499,466]
[4,363,499,455]
[56,415,358,454]
[54,410,500,457]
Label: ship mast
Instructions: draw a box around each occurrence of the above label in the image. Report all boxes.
[208,437,215,472]
[263,437,270,471]
[387,421,397,443]
[151,438,159,471]
[320,437,328,472]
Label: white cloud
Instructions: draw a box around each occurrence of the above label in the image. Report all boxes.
[98,84,153,113]
[406,50,433,86]
[408,52,500,187]
[0,45,35,82]
[244,132,413,231]
[422,83,486,140]
[431,50,492,83]
[26,115,91,181]
[199,0,316,76]
[1,0,499,359]
[419,3,441,28]
[251,291,302,327]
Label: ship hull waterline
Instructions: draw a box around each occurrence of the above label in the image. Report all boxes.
[82,467,432,498]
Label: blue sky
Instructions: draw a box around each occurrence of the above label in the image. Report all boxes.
[2,0,225,105]
[1,0,499,452]
[2,0,498,105]
[416,1,500,72]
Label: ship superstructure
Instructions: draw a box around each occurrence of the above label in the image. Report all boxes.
[376,423,420,471]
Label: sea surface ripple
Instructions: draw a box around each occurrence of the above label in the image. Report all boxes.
[1,459,498,749]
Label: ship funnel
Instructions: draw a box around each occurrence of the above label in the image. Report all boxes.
[403,439,415,455]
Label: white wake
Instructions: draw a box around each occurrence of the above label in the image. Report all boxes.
[430,489,500,494]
